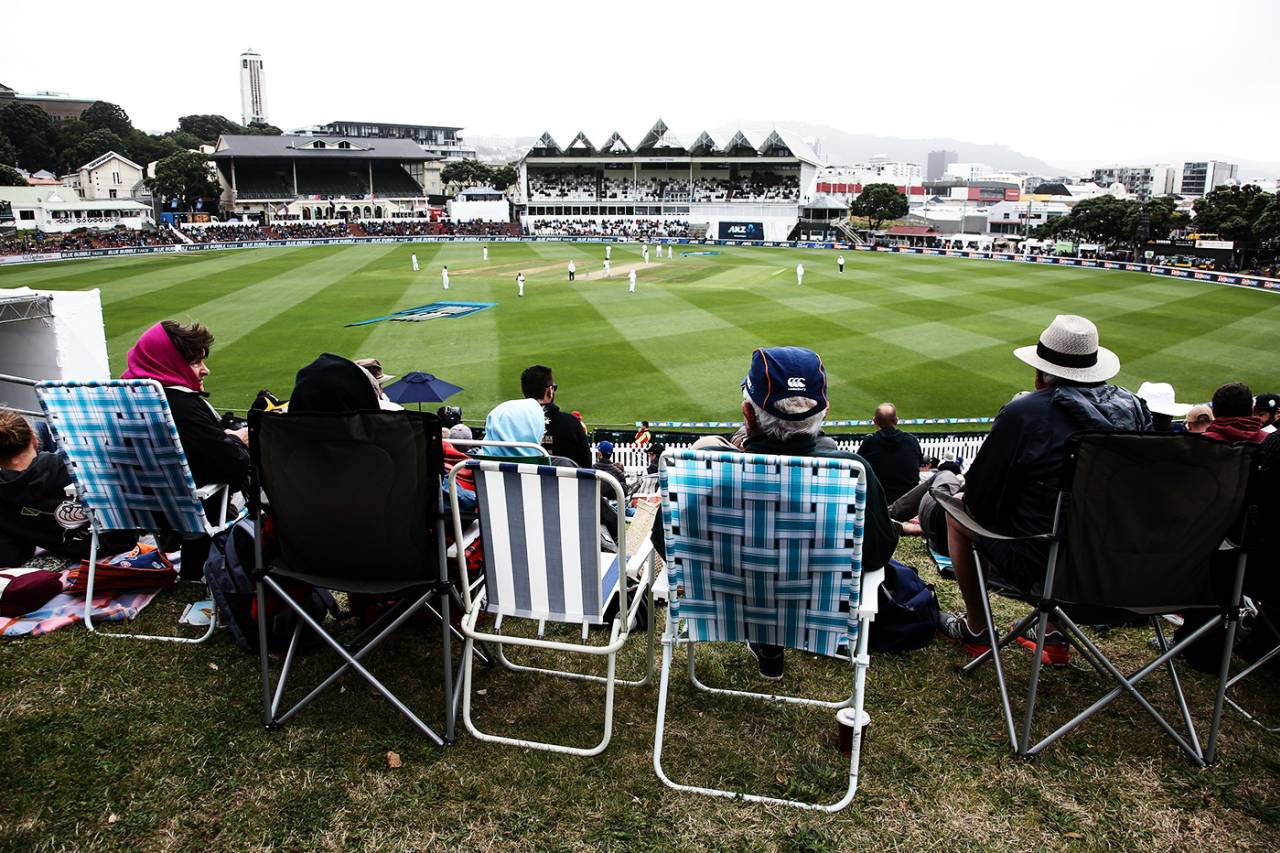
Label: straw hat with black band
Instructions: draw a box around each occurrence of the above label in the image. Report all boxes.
[1013,314,1120,383]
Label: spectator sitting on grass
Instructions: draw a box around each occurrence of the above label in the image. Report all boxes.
[856,402,923,504]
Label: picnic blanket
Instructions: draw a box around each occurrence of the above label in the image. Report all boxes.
[0,569,160,637]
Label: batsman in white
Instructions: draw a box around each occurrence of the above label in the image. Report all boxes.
[628,268,637,293]
[482,244,489,261]
[604,258,612,277]
[442,265,450,290]
[516,272,525,297]
[796,262,805,286]
[411,252,419,272]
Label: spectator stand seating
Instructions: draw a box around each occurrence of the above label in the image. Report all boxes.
[654,448,884,811]
[449,446,656,757]
[938,431,1257,766]
[36,379,240,642]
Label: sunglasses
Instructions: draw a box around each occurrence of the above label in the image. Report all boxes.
[547,383,558,392]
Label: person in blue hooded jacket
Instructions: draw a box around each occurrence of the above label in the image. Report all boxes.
[939,315,1151,663]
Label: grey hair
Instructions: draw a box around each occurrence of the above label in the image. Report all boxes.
[744,389,826,439]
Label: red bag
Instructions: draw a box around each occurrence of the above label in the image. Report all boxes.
[0,569,64,617]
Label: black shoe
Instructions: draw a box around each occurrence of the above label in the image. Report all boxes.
[747,642,784,680]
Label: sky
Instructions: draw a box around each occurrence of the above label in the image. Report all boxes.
[4,0,1277,168]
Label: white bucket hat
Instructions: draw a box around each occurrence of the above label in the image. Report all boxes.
[1014,314,1120,383]
[1135,382,1193,417]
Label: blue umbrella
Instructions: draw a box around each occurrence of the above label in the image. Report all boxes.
[382,371,463,406]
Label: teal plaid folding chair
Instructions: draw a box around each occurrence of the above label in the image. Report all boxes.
[449,458,656,756]
[653,448,884,812]
[36,379,239,642]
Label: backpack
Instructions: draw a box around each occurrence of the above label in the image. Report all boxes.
[204,517,337,654]
[869,559,940,653]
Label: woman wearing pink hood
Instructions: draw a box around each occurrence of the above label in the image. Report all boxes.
[123,321,249,577]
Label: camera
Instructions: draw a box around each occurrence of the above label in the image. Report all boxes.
[437,406,463,428]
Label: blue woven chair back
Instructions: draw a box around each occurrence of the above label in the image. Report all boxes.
[36,379,209,535]
[468,460,619,624]
[660,449,866,655]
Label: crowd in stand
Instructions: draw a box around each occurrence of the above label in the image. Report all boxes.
[271,223,351,240]
[182,224,269,244]
[0,229,181,256]
[525,218,689,238]
[528,170,800,204]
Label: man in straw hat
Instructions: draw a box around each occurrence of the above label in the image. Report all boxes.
[938,315,1151,665]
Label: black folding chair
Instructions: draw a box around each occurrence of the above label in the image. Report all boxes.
[939,431,1257,766]
[248,408,457,745]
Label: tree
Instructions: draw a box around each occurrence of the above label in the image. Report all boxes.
[1124,195,1188,242]
[146,150,220,211]
[1048,195,1136,246]
[1192,184,1270,243]
[177,114,244,144]
[440,159,493,193]
[1253,194,1280,250]
[125,130,179,167]
[0,133,16,168]
[849,183,908,231]
[0,102,55,171]
[490,163,518,191]
[164,130,204,151]
[0,164,26,187]
[66,128,126,169]
[244,121,283,136]
[80,101,133,137]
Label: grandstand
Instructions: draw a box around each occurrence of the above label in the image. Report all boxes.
[210,134,434,223]
[518,121,822,241]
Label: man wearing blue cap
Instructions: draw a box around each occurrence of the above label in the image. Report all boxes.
[592,439,630,494]
[652,346,899,679]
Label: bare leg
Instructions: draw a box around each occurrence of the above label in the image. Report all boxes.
[946,513,988,634]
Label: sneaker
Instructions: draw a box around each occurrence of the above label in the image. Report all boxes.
[747,642,785,680]
[1015,624,1071,667]
[938,611,991,658]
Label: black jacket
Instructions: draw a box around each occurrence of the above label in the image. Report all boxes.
[964,384,1150,538]
[0,452,74,562]
[856,427,923,504]
[541,402,591,468]
[165,388,250,491]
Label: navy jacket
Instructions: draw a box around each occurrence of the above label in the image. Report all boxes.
[964,384,1151,538]
[856,427,923,505]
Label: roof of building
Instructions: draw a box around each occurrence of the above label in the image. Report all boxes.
[459,186,503,197]
[1034,182,1072,196]
[79,150,142,172]
[323,120,463,132]
[522,121,823,166]
[0,187,148,209]
[211,134,430,160]
[886,225,938,236]
[804,194,847,210]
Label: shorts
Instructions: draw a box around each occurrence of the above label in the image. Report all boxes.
[972,535,1050,598]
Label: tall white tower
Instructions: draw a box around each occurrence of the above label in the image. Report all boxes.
[239,48,268,127]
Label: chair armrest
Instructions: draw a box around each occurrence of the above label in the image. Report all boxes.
[857,568,885,619]
[446,520,481,559]
[934,492,1054,543]
[624,537,655,582]
[195,483,227,501]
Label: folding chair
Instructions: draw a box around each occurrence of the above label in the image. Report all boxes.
[449,458,656,756]
[249,408,456,745]
[1223,598,1280,732]
[653,448,884,812]
[938,431,1257,766]
[36,379,239,642]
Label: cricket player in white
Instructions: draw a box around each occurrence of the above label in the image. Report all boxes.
[516,272,525,297]
[628,268,637,293]
[796,263,804,286]
[568,259,576,281]
[603,258,612,277]
[605,244,612,261]
[667,244,673,259]
[411,252,419,272]
[482,245,489,261]
[442,266,449,290]
[837,254,845,273]
[643,245,650,264]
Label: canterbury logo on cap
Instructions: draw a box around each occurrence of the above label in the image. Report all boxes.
[787,377,805,390]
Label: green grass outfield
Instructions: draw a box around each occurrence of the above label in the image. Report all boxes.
[2,242,1277,424]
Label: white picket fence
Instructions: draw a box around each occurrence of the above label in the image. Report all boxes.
[605,434,988,481]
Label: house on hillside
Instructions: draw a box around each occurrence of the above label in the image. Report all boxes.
[62,151,147,201]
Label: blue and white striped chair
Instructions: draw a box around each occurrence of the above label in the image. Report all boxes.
[449,458,656,756]
[653,448,884,812]
[36,379,238,642]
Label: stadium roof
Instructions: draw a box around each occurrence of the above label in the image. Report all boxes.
[211,135,430,160]
[521,121,823,165]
